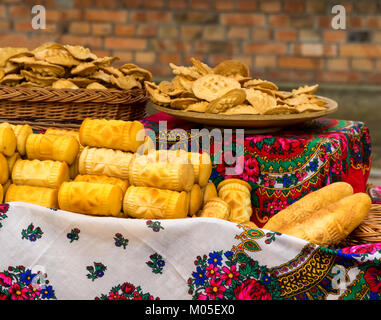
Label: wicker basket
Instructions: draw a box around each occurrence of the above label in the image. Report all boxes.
[0,85,148,130]
[339,204,381,247]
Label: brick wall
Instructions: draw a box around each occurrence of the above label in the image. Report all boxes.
[1,0,381,84]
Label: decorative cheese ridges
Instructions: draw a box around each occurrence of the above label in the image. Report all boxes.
[12,124,33,156]
[188,152,212,187]
[74,174,129,194]
[0,126,16,156]
[78,146,133,180]
[264,182,354,232]
[123,186,189,219]
[58,181,123,217]
[199,197,230,220]
[12,159,70,189]
[128,153,195,192]
[217,178,253,223]
[26,133,80,165]
[5,184,58,209]
[0,153,9,184]
[188,184,202,216]
[79,118,145,153]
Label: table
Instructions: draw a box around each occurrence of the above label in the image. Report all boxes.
[0,115,379,301]
[142,113,372,227]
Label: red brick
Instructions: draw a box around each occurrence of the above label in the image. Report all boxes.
[326,58,349,71]
[279,56,322,70]
[92,23,113,36]
[130,11,172,23]
[317,71,363,84]
[323,30,346,43]
[112,51,133,63]
[348,16,365,29]
[292,44,337,57]
[181,26,202,39]
[74,0,94,7]
[95,0,120,8]
[231,55,253,69]
[268,70,315,82]
[227,27,249,40]
[159,25,180,39]
[168,0,187,10]
[61,9,83,20]
[351,59,375,71]
[9,5,30,17]
[0,21,11,31]
[158,53,182,65]
[284,0,305,13]
[189,0,210,10]
[340,44,381,58]
[122,0,143,8]
[367,17,381,29]
[84,9,126,22]
[259,0,281,13]
[305,0,327,14]
[203,26,226,41]
[69,22,91,35]
[209,54,232,66]
[0,33,29,47]
[252,29,272,41]
[135,52,156,65]
[136,25,157,37]
[269,15,290,27]
[214,1,235,10]
[220,13,266,26]
[91,49,111,58]
[105,37,147,50]
[114,24,135,37]
[14,20,34,32]
[255,55,277,68]
[317,16,331,28]
[236,0,257,11]
[59,35,103,49]
[244,42,287,55]
[274,30,297,42]
[143,0,165,8]
[366,74,381,84]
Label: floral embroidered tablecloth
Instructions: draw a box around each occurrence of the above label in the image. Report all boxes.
[0,202,380,300]
[141,113,372,228]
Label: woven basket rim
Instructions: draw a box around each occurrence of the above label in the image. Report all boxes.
[0,84,148,105]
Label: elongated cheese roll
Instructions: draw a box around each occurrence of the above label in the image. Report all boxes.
[5,184,58,209]
[74,174,129,194]
[202,182,218,205]
[78,147,133,180]
[0,153,9,184]
[217,178,252,223]
[6,152,20,175]
[123,186,189,219]
[188,184,203,216]
[58,181,123,216]
[199,197,230,220]
[128,153,194,192]
[279,193,371,246]
[0,183,3,202]
[12,124,33,156]
[79,118,145,153]
[12,159,70,189]
[26,133,80,165]
[264,182,354,232]
[2,180,10,194]
[0,126,16,156]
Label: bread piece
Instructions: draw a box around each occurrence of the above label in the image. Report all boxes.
[0,153,9,184]
[26,133,80,165]
[74,174,129,194]
[12,159,70,189]
[264,182,354,232]
[123,185,189,219]
[5,184,58,209]
[202,182,218,204]
[279,193,371,246]
[79,118,145,153]
[128,153,195,192]
[58,181,123,216]
[188,184,203,216]
[217,178,252,223]
[12,124,33,156]
[0,126,16,156]
[199,197,230,220]
[78,146,134,180]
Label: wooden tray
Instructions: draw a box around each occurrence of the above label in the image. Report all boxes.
[152,96,338,129]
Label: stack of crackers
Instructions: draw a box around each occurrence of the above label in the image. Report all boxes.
[145,58,328,115]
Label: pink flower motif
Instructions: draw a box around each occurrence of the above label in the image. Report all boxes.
[206,264,220,278]
[364,267,381,294]
[234,278,272,300]
[205,278,226,300]
[8,283,29,300]
[0,272,12,287]
[27,284,41,299]
[341,243,381,255]
[220,265,240,286]
[108,291,121,300]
